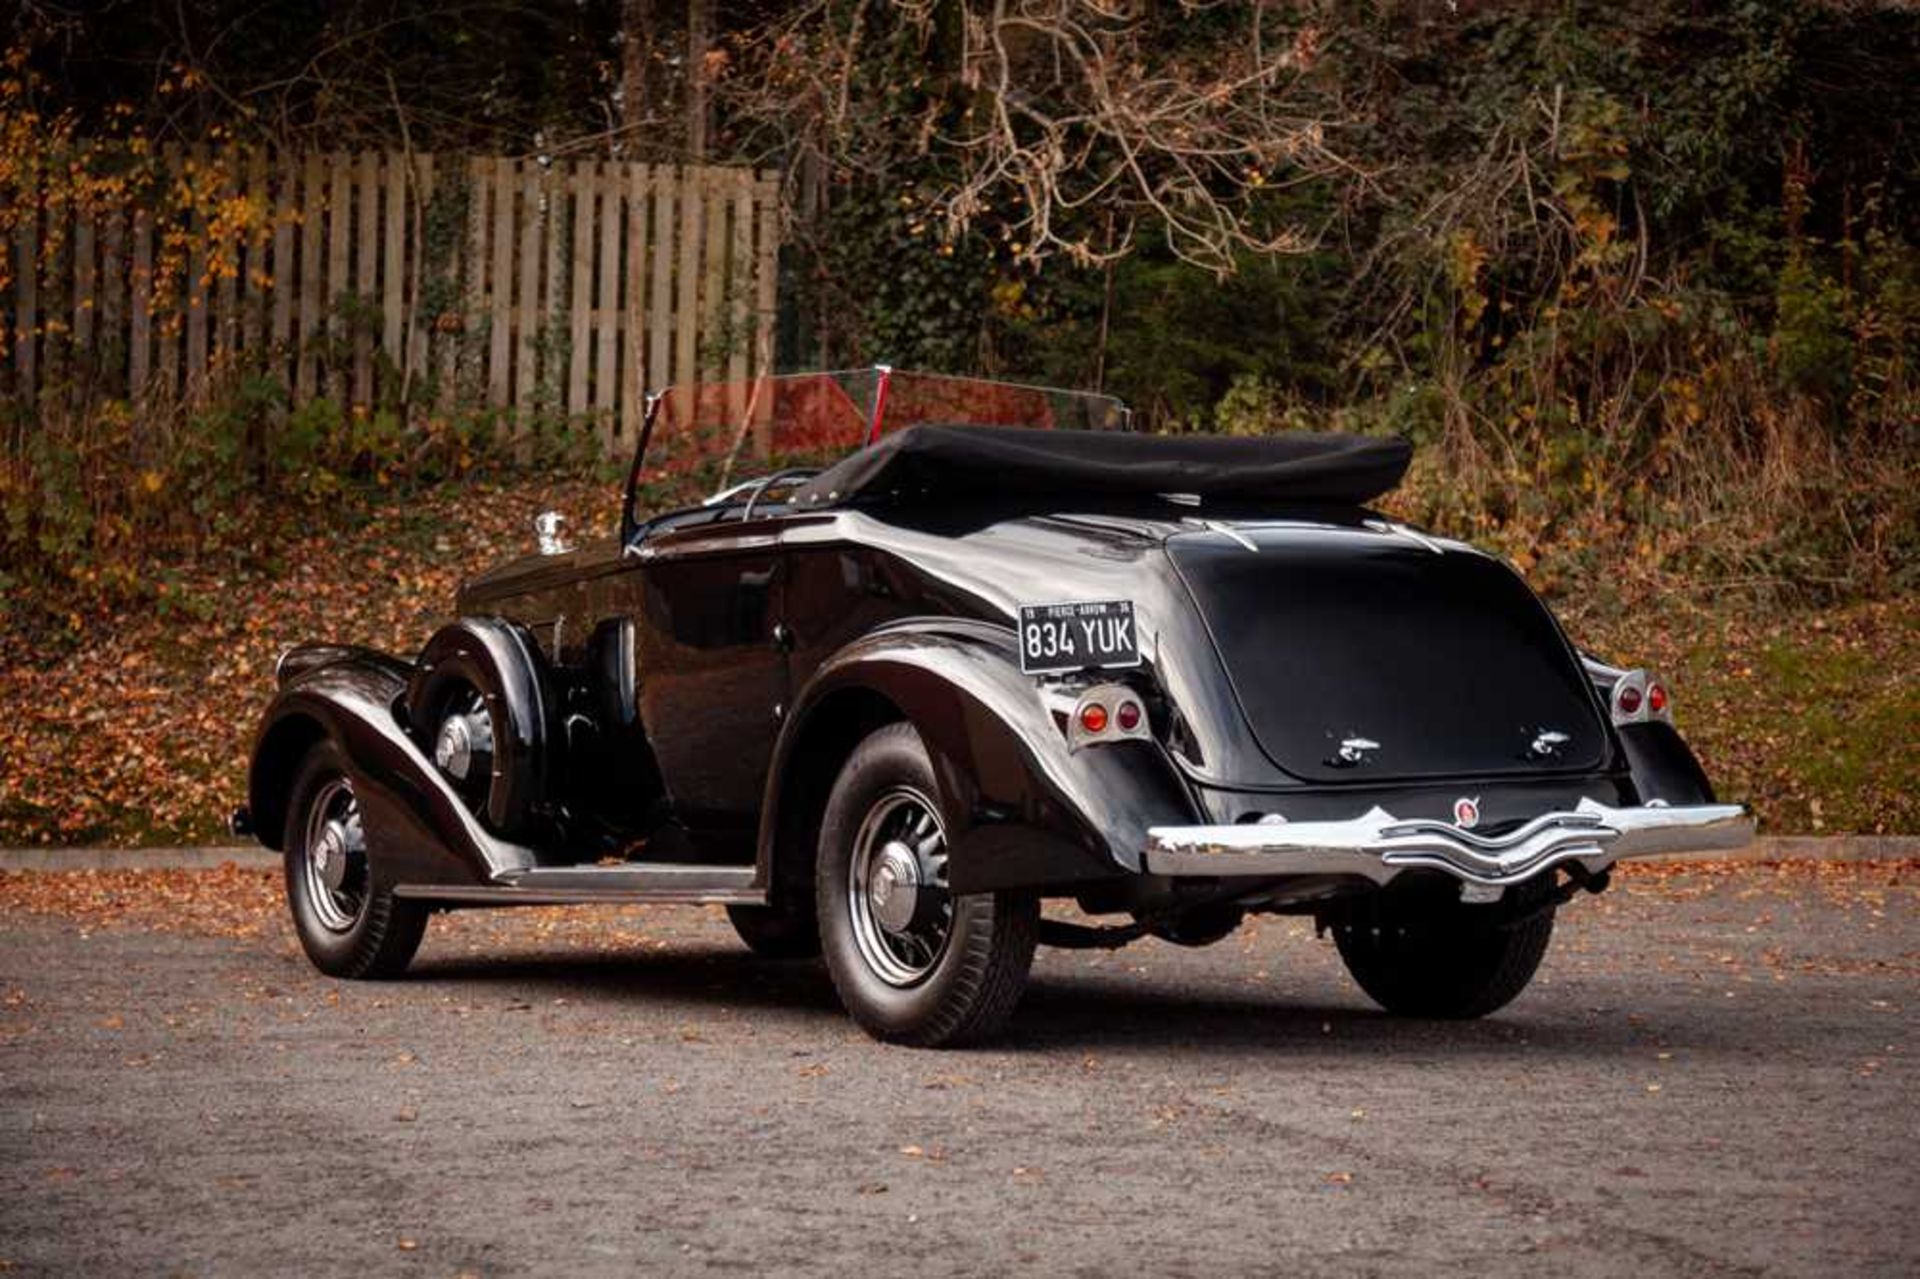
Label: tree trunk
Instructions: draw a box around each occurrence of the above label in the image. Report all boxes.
[686,0,711,161]
[620,0,663,157]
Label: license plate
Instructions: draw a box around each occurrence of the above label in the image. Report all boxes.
[1018,600,1141,675]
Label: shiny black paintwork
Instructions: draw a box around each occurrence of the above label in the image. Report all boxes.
[247,486,1713,907]
[247,651,542,887]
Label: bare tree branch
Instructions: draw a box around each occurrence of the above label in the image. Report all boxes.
[722,0,1352,276]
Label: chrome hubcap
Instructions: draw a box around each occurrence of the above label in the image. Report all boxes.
[868,841,922,933]
[302,778,368,933]
[847,787,951,987]
[432,690,494,786]
[314,822,350,891]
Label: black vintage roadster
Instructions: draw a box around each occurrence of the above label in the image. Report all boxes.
[237,369,1751,1045]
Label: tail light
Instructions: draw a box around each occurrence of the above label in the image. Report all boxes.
[1064,684,1153,750]
[1609,669,1674,726]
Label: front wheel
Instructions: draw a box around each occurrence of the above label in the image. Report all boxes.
[1332,882,1555,1018]
[816,723,1038,1046]
[284,741,428,979]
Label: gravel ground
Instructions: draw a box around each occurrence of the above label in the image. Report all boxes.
[0,861,1914,1276]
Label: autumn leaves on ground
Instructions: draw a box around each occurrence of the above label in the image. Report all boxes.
[0,474,611,847]
[0,470,1913,848]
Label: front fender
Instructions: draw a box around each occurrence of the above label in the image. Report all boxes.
[760,621,1200,894]
[245,646,538,886]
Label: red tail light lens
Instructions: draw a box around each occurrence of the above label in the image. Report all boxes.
[1617,684,1643,715]
[1648,683,1668,714]
[1064,683,1149,749]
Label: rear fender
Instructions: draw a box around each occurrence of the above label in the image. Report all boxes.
[758,622,1199,895]
[1616,721,1717,806]
[246,647,538,886]
[1581,654,1717,806]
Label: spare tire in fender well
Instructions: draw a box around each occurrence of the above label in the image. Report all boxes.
[407,617,552,838]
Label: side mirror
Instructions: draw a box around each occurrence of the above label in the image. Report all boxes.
[533,511,572,556]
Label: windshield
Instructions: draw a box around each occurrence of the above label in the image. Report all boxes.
[623,368,1129,536]
[641,369,1127,481]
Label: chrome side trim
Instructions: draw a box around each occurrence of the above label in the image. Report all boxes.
[394,884,766,906]
[1144,799,1752,887]
[497,863,758,894]
[1201,519,1260,552]
[1363,518,1446,555]
[396,862,764,906]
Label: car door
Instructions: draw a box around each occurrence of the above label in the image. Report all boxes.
[628,514,789,850]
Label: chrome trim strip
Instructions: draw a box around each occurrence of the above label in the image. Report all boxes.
[496,864,759,893]
[1363,518,1447,555]
[1144,799,1752,887]
[396,862,765,906]
[394,885,766,906]
[1201,519,1260,552]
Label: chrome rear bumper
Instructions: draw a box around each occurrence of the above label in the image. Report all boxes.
[1143,799,1753,887]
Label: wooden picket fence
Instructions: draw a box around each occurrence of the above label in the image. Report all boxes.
[3,148,780,456]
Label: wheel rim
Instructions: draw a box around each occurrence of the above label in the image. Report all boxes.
[301,777,370,933]
[846,785,952,988]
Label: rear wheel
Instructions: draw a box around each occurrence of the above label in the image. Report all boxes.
[816,723,1038,1046]
[284,741,428,979]
[1332,881,1555,1018]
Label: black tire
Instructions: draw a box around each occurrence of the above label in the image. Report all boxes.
[1332,881,1555,1018]
[815,723,1039,1047]
[726,902,821,959]
[283,740,428,980]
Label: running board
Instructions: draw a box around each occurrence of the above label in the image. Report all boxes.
[395,863,763,907]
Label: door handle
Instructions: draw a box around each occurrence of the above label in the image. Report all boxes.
[771,622,794,652]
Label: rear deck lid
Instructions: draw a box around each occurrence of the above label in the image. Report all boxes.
[1167,525,1608,783]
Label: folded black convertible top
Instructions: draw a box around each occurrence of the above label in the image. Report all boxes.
[792,423,1411,509]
